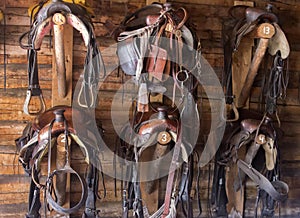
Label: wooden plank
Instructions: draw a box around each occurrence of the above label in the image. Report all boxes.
[5,0,39,8]
[52,24,73,106]
[51,23,73,217]
[232,37,254,108]
[170,0,234,6]
[234,1,254,6]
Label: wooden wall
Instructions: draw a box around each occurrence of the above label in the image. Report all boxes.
[0,0,300,217]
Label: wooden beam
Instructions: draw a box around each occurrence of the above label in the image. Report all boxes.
[231,0,255,109]
[232,37,254,109]
[52,25,73,106]
[146,0,166,5]
[230,1,254,215]
[234,1,254,7]
[51,24,73,217]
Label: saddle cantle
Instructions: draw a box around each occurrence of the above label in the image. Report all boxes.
[245,7,278,23]
[240,119,261,134]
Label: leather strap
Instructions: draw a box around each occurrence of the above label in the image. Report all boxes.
[265,51,288,115]
[23,49,46,115]
[237,159,288,202]
[46,165,88,214]
[234,140,261,192]
[178,156,193,218]
[83,164,100,218]
[162,129,182,217]
[26,172,41,218]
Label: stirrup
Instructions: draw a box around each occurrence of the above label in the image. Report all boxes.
[23,90,46,116]
[222,101,239,122]
[77,82,96,108]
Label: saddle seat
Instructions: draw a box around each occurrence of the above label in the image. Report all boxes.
[35,0,90,23]
[32,105,87,131]
[137,105,179,135]
[18,106,99,169]
[240,119,261,134]
[239,112,276,139]
[33,106,92,143]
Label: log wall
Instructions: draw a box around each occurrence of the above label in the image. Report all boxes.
[0,0,299,217]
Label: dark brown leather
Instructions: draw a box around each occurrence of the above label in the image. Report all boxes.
[240,119,261,134]
[229,5,248,20]
[245,7,278,23]
[32,105,88,131]
[135,102,180,123]
[32,106,96,153]
[115,3,162,33]
[146,15,160,26]
[146,23,167,81]
[137,105,179,135]
[138,118,178,135]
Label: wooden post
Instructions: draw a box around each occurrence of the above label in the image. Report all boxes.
[232,1,255,109]
[52,23,73,106]
[146,0,165,4]
[51,22,73,217]
[53,13,67,98]
[227,2,254,216]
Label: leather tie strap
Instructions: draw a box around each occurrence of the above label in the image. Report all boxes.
[162,129,182,217]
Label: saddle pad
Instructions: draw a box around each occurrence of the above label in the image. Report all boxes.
[268,23,290,59]
[117,37,139,76]
[262,137,277,170]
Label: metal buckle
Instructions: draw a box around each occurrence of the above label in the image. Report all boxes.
[165,22,173,32]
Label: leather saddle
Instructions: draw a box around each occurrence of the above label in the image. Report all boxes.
[222,5,290,107]
[226,5,289,57]
[115,2,199,79]
[16,105,103,215]
[245,7,278,23]
[219,110,288,202]
[229,5,278,23]
[17,106,99,174]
